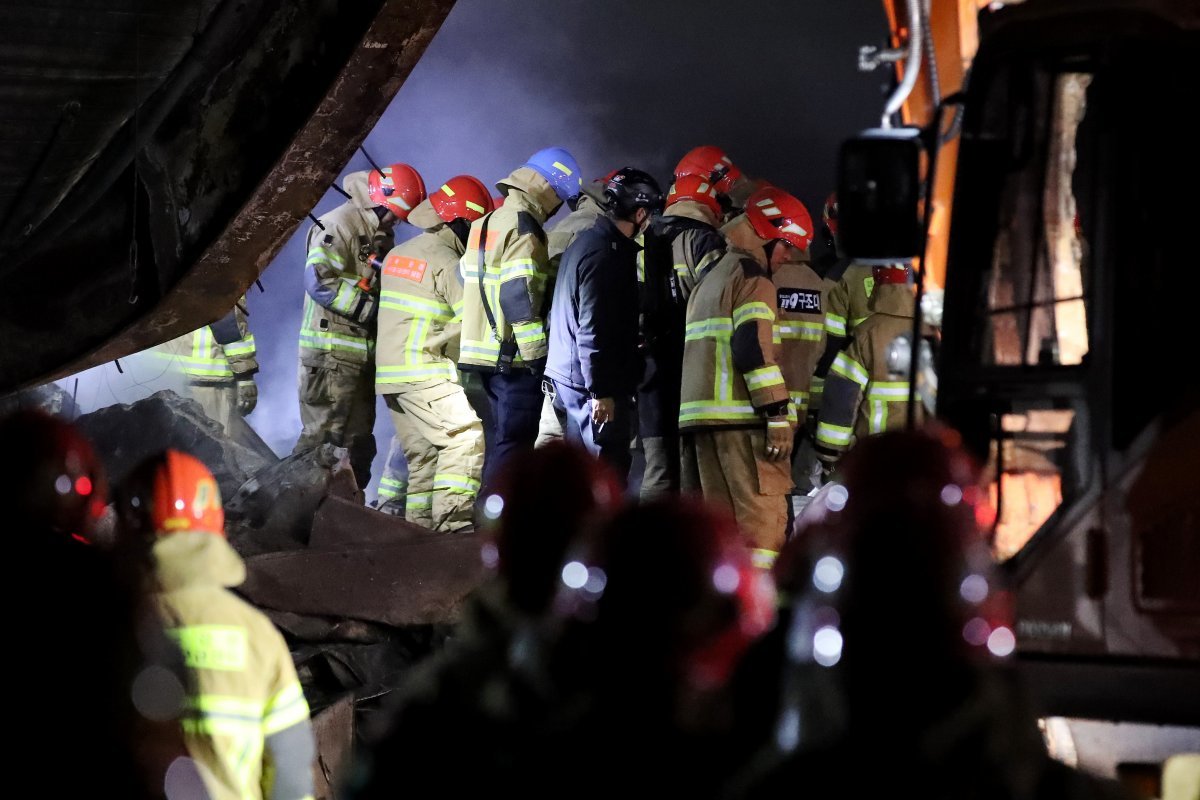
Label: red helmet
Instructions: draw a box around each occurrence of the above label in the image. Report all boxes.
[555,499,776,690]
[0,409,108,542]
[120,450,225,539]
[745,187,814,251]
[429,175,494,223]
[482,442,624,616]
[822,192,839,236]
[665,174,722,219]
[674,145,743,195]
[367,163,426,220]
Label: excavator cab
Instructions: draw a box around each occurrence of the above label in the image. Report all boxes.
[839,0,1200,759]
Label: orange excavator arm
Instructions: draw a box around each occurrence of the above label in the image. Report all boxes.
[879,0,987,288]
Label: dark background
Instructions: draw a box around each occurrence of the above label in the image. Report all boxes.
[62,0,891,498]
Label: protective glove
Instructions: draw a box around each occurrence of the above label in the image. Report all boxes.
[236,379,258,416]
[354,293,378,324]
[765,415,794,462]
[525,357,546,378]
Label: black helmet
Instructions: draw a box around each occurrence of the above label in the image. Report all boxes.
[604,167,664,219]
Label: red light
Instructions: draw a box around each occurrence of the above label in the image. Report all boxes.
[75,476,93,496]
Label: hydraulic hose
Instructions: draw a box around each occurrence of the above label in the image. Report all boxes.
[881,0,924,128]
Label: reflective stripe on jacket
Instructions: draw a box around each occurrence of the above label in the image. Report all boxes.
[815,284,915,458]
[772,258,826,425]
[299,171,389,369]
[157,300,257,383]
[154,533,310,800]
[374,223,465,391]
[679,247,790,430]
[457,168,558,371]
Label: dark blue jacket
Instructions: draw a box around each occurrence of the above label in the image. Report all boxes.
[545,215,644,397]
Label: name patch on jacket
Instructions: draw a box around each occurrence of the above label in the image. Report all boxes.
[384,255,428,282]
[777,288,822,314]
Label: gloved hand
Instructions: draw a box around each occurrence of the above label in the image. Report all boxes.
[354,293,378,324]
[765,416,794,462]
[525,357,546,378]
[236,379,258,416]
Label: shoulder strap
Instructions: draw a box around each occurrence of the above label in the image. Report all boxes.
[475,214,503,341]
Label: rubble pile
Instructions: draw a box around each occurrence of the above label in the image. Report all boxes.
[62,390,484,797]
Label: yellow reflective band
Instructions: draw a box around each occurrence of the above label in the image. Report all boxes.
[222,337,256,356]
[778,322,824,341]
[733,301,774,327]
[379,291,453,321]
[745,365,785,391]
[407,492,433,508]
[824,313,847,336]
[867,381,910,399]
[831,352,869,387]
[170,625,248,672]
[264,681,310,736]
[551,160,573,176]
[678,401,758,423]
[433,473,481,494]
[500,259,539,281]
[685,318,733,340]
[751,549,779,570]
[440,183,455,196]
[465,200,486,214]
[816,421,853,446]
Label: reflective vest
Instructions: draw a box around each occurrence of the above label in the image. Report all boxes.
[299,171,389,369]
[154,533,310,800]
[772,259,827,425]
[374,224,465,390]
[157,300,257,383]
[815,284,915,457]
[457,169,557,371]
[679,247,790,430]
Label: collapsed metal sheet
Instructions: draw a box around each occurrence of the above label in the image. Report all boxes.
[310,694,355,800]
[308,495,431,549]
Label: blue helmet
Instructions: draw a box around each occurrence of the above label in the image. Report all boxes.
[523,147,583,203]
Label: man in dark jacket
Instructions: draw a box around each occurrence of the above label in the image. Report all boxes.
[544,168,663,478]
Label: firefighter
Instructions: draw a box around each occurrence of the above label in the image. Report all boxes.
[373,176,492,531]
[673,145,764,221]
[680,186,811,570]
[814,263,917,474]
[765,223,827,506]
[458,147,582,488]
[116,450,314,800]
[546,172,610,272]
[157,298,258,433]
[543,168,662,478]
[638,174,727,499]
[814,193,879,382]
[294,164,426,490]
[533,171,616,448]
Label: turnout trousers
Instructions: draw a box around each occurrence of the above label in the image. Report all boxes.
[384,380,483,532]
[680,427,792,570]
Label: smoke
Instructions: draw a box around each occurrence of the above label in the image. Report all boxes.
[46,0,889,499]
[52,349,190,417]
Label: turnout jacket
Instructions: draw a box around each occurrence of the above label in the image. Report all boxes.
[374,208,466,391]
[679,246,789,431]
[159,299,257,384]
[299,171,392,370]
[545,215,643,398]
[547,181,607,271]
[457,167,559,371]
[815,283,915,461]
[155,532,311,800]
[771,257,827,425]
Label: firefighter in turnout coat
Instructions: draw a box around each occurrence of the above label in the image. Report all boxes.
[373,177,492,531]
[680,187,813,570]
